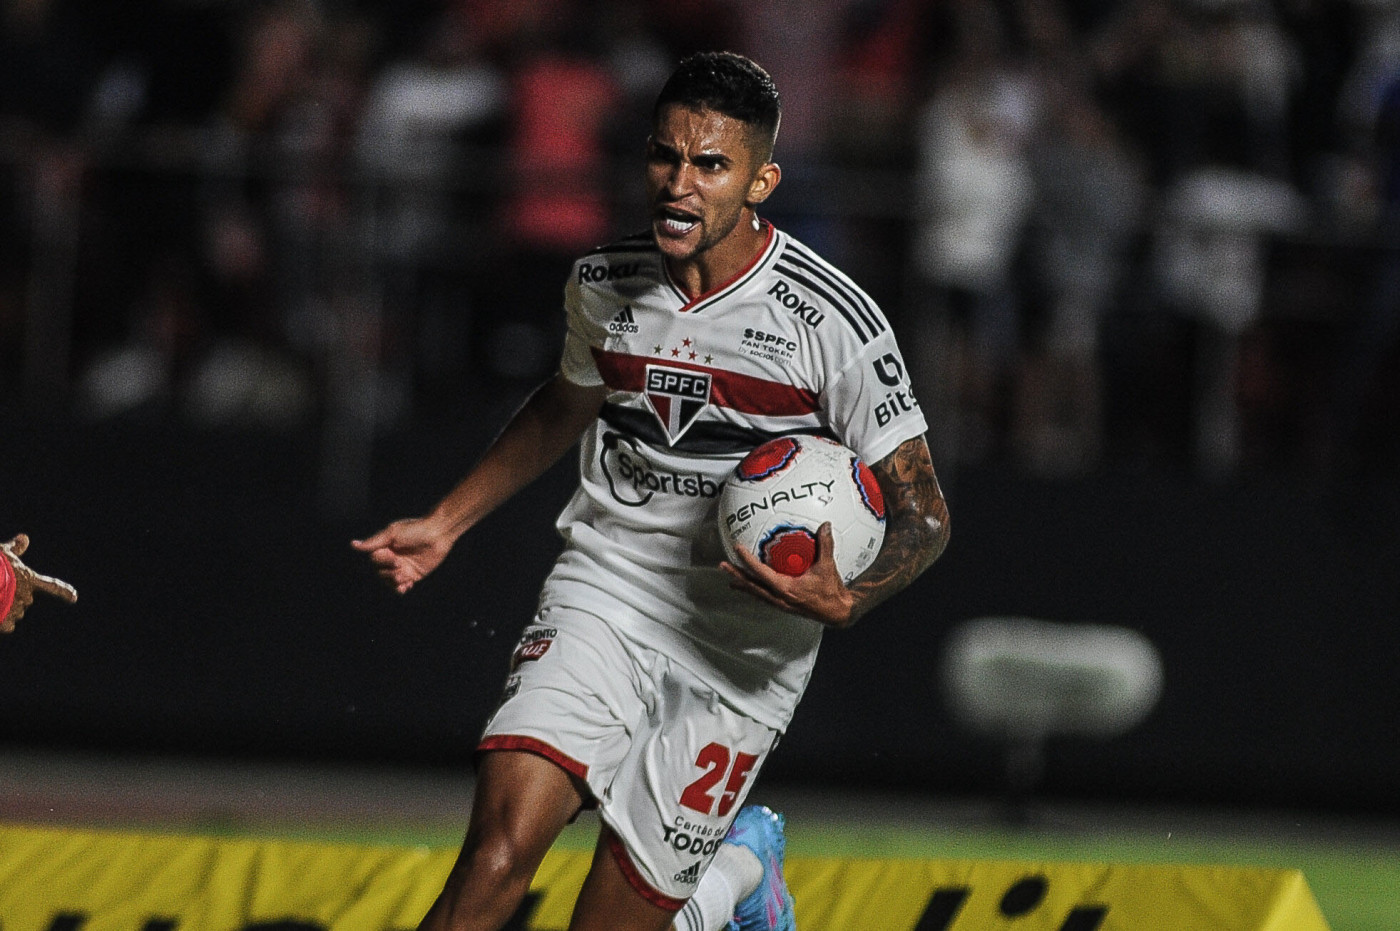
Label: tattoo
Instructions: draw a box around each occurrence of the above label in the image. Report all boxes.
[846,436,949,625]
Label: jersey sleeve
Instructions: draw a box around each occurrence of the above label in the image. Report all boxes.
[823,330,929,465]
[559,264,605,387]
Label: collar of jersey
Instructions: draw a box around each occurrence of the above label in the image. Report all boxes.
[664,219,777,313]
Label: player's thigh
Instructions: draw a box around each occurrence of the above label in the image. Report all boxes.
[464,749,588,859]
[567,826,677,931]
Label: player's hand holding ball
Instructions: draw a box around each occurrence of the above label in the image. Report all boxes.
[1,533,79,633]
[722,521,858,628]
[717,436,886,628]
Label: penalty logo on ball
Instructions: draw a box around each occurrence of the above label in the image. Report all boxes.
[719,435,886,583]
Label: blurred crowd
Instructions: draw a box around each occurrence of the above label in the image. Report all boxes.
[3,0,1399,487]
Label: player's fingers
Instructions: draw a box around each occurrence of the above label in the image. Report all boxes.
[732,543,774,581]
[28,571,78,604]
[363,546,391,563]
[351,529,394,552]
[816,523,836,562]
[722,563,788,608]
[1,533,29,557]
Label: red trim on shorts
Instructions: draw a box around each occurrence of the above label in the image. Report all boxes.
[606,829,688,912]
[477,735,590,781]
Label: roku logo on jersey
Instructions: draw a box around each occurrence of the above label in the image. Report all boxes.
[766,280,825,327]
[579,261,641,283]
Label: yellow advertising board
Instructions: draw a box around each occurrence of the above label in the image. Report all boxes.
[0,824,1329,930]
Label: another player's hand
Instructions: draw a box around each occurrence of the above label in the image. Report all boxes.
[351,518,454,595]
[1,533,79,633]
[721,523,856,628]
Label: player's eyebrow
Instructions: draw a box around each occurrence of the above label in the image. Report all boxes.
[692,151,731,169]
[648,137,733,169]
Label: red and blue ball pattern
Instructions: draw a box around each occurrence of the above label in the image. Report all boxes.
[735,436,801,482]
[758,524,819,577]
[851,458,885,520]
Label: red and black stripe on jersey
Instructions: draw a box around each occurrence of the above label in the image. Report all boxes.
[591,346,827,454]
[597,405,836,455]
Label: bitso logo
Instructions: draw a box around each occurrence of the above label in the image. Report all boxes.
[609,305,640,334]
[873,352,904,386]
[643,364,711,444]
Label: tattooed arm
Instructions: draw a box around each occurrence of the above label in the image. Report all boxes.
[721,434,950,629]
[844,435,949,623]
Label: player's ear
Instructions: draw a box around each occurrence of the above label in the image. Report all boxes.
[746,161,780,207]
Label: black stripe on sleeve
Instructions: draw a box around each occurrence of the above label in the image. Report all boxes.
[780,244,885,338]
[774,262,875,344]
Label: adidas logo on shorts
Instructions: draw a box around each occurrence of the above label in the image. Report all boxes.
[609,305,640,334]
[673,859,703,885]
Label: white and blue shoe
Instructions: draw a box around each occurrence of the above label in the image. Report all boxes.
[725,805,796,931]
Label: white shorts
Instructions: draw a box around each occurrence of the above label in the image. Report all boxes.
[479,606,781,909]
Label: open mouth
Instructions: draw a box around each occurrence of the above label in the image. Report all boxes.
[656,206,699,237]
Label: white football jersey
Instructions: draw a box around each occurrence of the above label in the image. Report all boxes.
[541,222,928,731]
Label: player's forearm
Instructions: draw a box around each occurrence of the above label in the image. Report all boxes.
[844,436,949,626]
[428,376,605,541]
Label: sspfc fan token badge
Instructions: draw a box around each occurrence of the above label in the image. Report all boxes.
[644,364,712,444]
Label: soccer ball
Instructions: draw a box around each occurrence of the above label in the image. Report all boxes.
[718,435,886,584]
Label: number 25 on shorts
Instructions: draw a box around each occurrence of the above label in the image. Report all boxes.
[680,742,759,818]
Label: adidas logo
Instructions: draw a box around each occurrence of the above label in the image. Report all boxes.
[673,860,703,885]
[609,305,640,334]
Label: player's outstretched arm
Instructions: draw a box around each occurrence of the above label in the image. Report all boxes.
[353,375,607,594]
[2,533,79,633]
[722,435,948,628]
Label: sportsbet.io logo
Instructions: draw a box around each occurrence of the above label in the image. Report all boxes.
[600,433,720,507]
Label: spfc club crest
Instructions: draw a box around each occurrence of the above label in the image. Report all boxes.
[644,364,711,444]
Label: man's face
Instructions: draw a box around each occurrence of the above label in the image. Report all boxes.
[646,104,773,266]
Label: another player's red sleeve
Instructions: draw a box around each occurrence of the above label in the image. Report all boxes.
[0,548,15,621]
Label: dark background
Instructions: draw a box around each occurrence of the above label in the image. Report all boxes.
[4,405,1398,816]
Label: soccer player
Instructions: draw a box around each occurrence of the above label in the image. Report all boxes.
[354,51,949,931]
[1,534,78,633]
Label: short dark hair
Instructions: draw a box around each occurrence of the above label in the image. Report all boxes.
[654,51,781,159]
